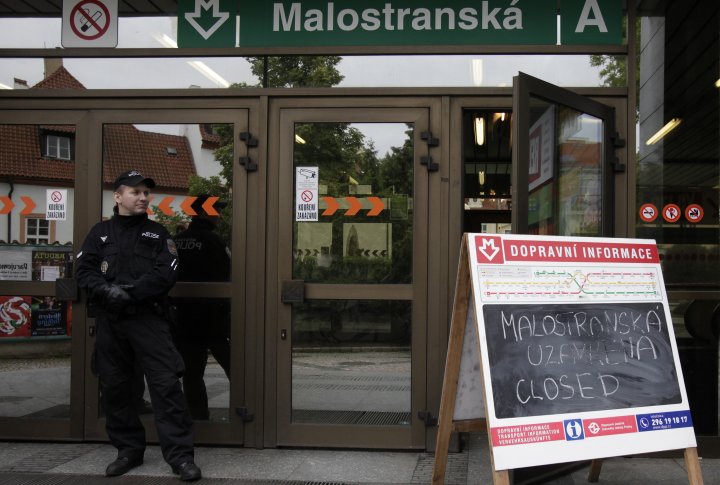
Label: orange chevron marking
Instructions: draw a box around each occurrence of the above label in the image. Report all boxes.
[202,196,219,216]
[322,196,340,216]
[345,196,362,216]
[367,197,385,216]
[146,196,155,215]
[180,196,197,216]
[20,196,36,215]
[158,196,175,216]
[0,196,14,215]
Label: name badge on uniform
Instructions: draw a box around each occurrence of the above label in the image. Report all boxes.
[101,261,109,275]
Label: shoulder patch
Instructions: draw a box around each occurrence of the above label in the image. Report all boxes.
[167,239,178,256]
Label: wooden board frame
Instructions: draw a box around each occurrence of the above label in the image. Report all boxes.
[432,234,704,485]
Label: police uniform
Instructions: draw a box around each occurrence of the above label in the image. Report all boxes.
[173,206,231,420]
[75,178,196,477]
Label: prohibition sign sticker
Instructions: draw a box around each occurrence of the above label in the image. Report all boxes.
[301,190,314,202]
[662,203,681,223]
[685,204,704,223]
[639,203,658,222]
[62,0,118,47]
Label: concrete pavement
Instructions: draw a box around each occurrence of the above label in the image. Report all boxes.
[1,433,719,484]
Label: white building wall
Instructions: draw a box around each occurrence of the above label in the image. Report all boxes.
[182,125,223,179]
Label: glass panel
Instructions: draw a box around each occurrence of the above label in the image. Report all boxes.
[636,9,719,440]
[462,109,512,234]
[99,123,233,422]
[291,300,411,426]
[0,124,76,419]
[527,99,604,236]
[0,55,619,91]
[292,122,413,284]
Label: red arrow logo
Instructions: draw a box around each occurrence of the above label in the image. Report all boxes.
[20,196,36,215]
[180,196,197,216]
[202,196,219,216]
[322,196,339,216]
[0,196,14,215]
[345,196,362,216]
[158,196,175,216]
[367,197,385,216]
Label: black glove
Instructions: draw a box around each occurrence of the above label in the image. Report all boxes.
[96,283,133,313]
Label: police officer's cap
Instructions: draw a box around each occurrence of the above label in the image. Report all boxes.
[113,170,156,190]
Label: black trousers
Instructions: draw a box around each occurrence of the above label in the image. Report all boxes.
[95,312,194,467]
[174,335,231,420]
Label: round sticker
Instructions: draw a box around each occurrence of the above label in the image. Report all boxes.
[662,204,681,223]
[685,204,704,223]
[639,203,658,223]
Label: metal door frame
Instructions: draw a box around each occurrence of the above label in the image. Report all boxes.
[80,105,258,445]
[266,97,442,448]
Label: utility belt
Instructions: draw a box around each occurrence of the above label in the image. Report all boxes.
[88,298,168,320]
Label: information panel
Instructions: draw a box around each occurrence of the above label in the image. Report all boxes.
[469,234,696,470]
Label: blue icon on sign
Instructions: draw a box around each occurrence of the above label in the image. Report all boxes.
[564,419,584,440]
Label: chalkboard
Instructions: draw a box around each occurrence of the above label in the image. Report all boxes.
[482,302,681,419]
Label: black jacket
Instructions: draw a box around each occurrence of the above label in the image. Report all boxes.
[75,213,179,310]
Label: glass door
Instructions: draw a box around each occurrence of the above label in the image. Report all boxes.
[0,110,86,440]
[512,72,619,237]
[82,108,253,446]
[274,106,430,448]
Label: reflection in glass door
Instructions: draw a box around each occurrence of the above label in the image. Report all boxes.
[99,122,234,422]
[513,72,616,237]
[0,122,77,437]
[292,122,413,426]
[277,109,429,448]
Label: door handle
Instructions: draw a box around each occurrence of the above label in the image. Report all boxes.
[281,280,305,304]
[281,329,287,340]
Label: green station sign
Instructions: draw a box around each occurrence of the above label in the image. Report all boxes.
[238,0,623,48]
[174,0,622,49]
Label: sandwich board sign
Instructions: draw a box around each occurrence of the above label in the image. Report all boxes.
[433,233,703,484]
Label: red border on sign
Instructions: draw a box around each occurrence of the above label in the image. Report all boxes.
[662,203,681,223]
[70,0,111,41]
[685,204,704,223]
[639,203,658,223]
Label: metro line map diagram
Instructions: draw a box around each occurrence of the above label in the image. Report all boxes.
[476,265,662,302]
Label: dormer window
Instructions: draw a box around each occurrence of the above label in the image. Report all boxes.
[45,134,72,160]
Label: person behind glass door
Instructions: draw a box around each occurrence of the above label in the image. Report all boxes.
[75,170,201,481]
[173,194,231,420]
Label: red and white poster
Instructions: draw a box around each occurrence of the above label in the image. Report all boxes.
[0,296,32,338]
[468,234,696,470]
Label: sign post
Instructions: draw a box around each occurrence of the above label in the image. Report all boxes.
[433,233,703,484]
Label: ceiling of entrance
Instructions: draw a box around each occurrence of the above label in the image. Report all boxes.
[0,1,667,17]
[0,0,179,17]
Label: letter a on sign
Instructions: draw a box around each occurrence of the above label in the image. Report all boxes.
[560,0,622,45]
[178,0,236,48]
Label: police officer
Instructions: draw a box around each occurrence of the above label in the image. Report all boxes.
[75,170,201,482]
[173,195,231,420]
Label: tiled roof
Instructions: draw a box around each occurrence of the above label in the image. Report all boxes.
[200,123,221,149]
[0,125,74,182]
[0,66,196,190]
[32,66,86,90]
[103,125,196,190]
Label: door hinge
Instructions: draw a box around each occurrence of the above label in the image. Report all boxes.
[420,132,440,172]
[239,156,258,172]
[417,410,437,427]
[611,131,626,148]
[239,131,258,147]
[236,407,254,422]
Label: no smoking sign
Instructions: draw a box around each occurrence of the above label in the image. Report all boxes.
[62,0,118,48]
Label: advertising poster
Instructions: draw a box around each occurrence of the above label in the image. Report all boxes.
[0,296,32,338]
[31,296,69,337]
[32,249,72,281]
[0,249,32,281]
